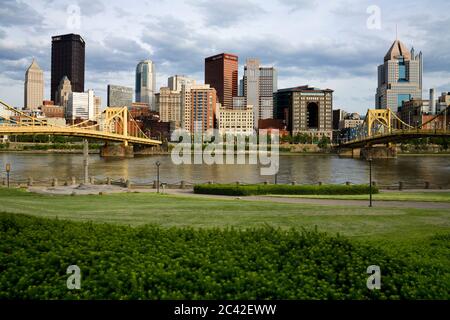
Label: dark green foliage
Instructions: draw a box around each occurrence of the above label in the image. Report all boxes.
[318,136,331,149]
[280,133,323,145]
[194,184,379,196]
[402,137,450,150]
[1,214,447,300]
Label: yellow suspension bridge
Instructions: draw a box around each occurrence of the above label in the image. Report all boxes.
[338,106,449,158]
[0,99,162,147]
[340,107,449,148]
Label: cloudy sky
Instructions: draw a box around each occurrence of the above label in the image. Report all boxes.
[1,0,450,113]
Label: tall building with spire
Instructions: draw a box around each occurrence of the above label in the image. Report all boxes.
[24,59,44,110]
[56,76,72,113]
[375,39,423,112]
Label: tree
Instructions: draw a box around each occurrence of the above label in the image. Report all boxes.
[318,136,331,149]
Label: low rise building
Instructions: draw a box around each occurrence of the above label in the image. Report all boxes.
[129,102,153,119]
[216,104,254,135]
[41,104,65,118]
[400,98,449,129]
[258,119,289,137]
[66,89,95,121]
[338,118,364,130]
[333,109,347,130]
[399,99,428,126]
[338,112,363,130]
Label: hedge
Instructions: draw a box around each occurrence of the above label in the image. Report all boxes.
[0,213,448,299]
[194,184,379,196]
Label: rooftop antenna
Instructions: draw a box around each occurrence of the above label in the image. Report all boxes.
[396,24,398,40]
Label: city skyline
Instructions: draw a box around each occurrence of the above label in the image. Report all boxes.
[1,0,450,114]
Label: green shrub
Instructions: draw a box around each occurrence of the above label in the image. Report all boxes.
[0,213,448,299]
[194,184,379,196]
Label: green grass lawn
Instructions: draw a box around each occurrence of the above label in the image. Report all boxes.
[1,187,449,299]
[0,187,449,243]
[269,191,450,203]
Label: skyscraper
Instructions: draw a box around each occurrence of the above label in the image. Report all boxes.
[24,59,44,110]
[259,67,277,119]
[243,58,260,120]
[135,60,156,110]
[242,58,277,128]
[274,85,333,139]
[56,76,72,112]
[51,34,85,102]
[205,53,238,109]
[376,39,422,112]
[155,87,182,127]
[107,85,133,107]
[181,84,217,133]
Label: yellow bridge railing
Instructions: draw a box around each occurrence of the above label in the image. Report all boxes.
[0,99,161,146]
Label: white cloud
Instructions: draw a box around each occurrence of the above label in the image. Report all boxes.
[0,0,450,113]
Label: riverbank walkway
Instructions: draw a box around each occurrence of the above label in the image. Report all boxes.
[26,185,450,210]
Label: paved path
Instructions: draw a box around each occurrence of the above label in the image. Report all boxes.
[159,189,450,210]
[27,185,450,210]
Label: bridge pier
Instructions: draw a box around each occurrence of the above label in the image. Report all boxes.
[360,145,397,160]
[338,148,360,158]
[133,144,164,155]
[338,146,397,159]
[100,143,134,158]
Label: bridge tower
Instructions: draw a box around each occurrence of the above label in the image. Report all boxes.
[366,109,392,137]
[101,107,134,157]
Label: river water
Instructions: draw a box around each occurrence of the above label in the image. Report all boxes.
[1,153,449,188]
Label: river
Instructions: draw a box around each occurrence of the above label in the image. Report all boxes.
[0,153,449,188]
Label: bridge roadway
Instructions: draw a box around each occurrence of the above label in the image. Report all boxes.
[339,129,450,148]
[0,125,162,146]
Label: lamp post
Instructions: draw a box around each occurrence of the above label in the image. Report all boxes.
[368,158,373,207]
[83,139,89,184]
[155,161,161,193]
[5,163,10,188]
[408,111,411,129]
[444,106,448,132]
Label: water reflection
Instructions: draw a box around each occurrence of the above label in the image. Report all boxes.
[0,153,449,187]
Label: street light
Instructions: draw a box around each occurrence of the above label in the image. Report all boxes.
[155,161,161,193]
[5,163,10,188]
[368,158,373,207]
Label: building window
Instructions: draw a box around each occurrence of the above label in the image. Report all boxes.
[398,57,407,82]
[307,102,319,129]
[397,94,411,108]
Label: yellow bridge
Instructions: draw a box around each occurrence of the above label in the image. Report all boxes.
[0,100,162,147]
[340,107,450,148]
[338,107,449,158]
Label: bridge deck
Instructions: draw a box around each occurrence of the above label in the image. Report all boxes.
[0,126,162,146]
[340,130,449,148]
